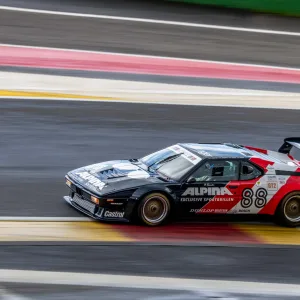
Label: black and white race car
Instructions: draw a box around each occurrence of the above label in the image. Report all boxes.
[64,139,300,227]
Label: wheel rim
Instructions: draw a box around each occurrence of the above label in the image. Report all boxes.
[142,195,169,224]
[284,196,300,223]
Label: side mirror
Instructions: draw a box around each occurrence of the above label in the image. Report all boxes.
[186,177,196,183]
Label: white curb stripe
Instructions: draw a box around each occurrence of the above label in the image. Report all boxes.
[1,270,300,296]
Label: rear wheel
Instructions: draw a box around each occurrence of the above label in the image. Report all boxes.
[138,193,171,226]
[275,192,300,227]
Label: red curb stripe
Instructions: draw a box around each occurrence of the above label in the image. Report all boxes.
[1,45,300,84]
[113,223,261,244]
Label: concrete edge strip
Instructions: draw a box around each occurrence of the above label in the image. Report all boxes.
[1,269,300,296]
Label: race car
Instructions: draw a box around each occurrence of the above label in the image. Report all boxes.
[64,137,300,227]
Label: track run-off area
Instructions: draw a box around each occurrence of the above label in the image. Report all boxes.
[1,0,300,299]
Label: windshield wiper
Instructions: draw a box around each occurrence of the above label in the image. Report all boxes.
[147,153,183,172]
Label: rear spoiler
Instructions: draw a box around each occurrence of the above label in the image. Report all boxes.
[278,137,300,154]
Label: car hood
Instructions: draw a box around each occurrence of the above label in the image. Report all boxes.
[67,160,167,195]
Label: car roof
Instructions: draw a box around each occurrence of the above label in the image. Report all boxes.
[177,143,300,171]
[180,143,254,159]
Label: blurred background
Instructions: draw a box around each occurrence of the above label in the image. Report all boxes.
[0,0,300,299]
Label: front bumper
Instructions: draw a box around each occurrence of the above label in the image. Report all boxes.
[64,195,129,222]
[64,176,130,222]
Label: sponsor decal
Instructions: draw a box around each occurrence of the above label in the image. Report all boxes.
[180,197,234,202]
[267,175,277,181]
[104,211,125,218]
[231,208,251,214]
[88,163,109,173]
[182,187,233,197]
[75,171,105,190]
[197,150,212,157]
[113,163,139,171]
[267,182,278,190]
[241,188,267,208]
[168,145,201,164]
[127,170,149,179]
[172,146,181,151]
[278,176,287,185]
[190,208,228,213]
[266,166,276,174]
[238,209,250,213]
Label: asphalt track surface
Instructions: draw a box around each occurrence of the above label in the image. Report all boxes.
[1,283,297,300]
[1,245,300,284]
[2,0,300,32]
[1,1,300,67]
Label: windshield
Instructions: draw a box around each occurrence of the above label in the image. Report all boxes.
[156,156,195,180]
[140,146,197,180]
[140,148,175,168]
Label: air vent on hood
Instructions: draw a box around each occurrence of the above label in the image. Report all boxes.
[96,168,127,180]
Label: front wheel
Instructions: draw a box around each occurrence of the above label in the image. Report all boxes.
[137,193,171,226]
[275,192,300,227]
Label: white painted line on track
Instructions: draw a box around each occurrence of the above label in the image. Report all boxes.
[2,42,300,71]
[1,269,300,296]
[0,217,93,222]
[0,6,300,37]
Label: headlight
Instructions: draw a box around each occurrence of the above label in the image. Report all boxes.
[91,196,99,205]
[66,178,72,187]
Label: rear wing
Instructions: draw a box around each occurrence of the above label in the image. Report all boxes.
[278,137,300,154]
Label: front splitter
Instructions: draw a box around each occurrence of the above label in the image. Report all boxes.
[63,196,129,223]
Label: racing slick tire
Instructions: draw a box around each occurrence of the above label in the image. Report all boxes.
[275,192,300,227]
[137,193,171,226]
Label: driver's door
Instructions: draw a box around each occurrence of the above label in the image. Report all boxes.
[178,159,241,216]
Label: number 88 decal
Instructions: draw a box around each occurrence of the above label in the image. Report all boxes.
[241,188,267,208]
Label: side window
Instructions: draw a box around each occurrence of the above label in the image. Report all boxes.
[290,147,300,161]
[240,161,262,180]
[190,160,239,182]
